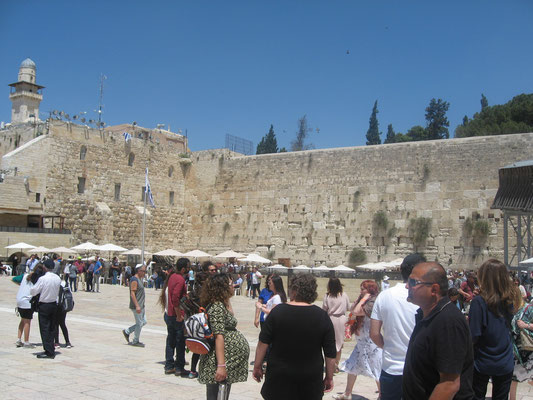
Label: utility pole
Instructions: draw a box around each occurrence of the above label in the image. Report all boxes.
[97,74,107,132]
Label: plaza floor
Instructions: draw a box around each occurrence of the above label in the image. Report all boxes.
[0,276,532,400]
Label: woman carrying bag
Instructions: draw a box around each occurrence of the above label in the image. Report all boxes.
[198,273,249,400]
[510,301,533,400]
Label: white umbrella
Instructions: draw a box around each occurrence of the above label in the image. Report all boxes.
[214,250,245,259]
[153,249,184,257]
[71,242,99,251]
[355,262,387,271]
[97,243,128,252]
[270,264,288,270]
[294,265,310,270]
[332,265,355,272]
[312,265,331,271]
[239,253,272,264]
[6,242,35,250]
[122,248,152,256]
[50,246,76,253]
[184,249,212,258]
[30,246,51,253]
[519,257,533,265]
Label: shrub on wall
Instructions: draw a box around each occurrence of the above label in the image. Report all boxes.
[348,248,367,266]
[409,217,432,247]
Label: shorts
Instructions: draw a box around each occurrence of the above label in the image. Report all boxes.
[18,307,33,319]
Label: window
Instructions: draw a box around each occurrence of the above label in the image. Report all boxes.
[168,166,174,177]
[35,193,40,202]
[169,191,174,205]
[141,186,146,202]
[114,184,121,201]
[128,152,135,166]
[77,177,86,194]
[80,145,87,160]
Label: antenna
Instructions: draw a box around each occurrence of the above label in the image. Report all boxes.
[97,74,107,130]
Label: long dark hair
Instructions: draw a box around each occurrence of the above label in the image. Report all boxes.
[158,265,175,312]
[200,273,233,307]
[327,277,343,297]
[29,264,46,284]
[478,259,522,316]
[271,274,287,303]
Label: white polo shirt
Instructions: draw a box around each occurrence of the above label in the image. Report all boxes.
[371,282,418,375]
[30,271,61,303]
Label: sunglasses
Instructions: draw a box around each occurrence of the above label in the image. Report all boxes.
[408,278,435,287]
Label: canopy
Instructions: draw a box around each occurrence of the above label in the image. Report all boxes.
[183,250,212,258]
[312,265,331,272]
[355,262,388,271]
[5,242,35,249]
[332,265,354,272]
[293,265,310,270]
[269,264,288,270]
[30,246,51,253]
[153,249,184,257]
[97,243,128,252]
[50,246,76,253]
[122,248,152,256]
[239,253,272,264]
[214,250,245,259]
[71,242,99,251]
[519,257,533,265]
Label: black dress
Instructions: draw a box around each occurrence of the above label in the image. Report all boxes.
[259,303,336,400]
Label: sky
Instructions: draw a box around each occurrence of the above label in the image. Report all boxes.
[1,1,532,152]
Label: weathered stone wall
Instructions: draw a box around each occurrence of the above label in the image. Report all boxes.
[184,133,533,269]
[0,122,47,159]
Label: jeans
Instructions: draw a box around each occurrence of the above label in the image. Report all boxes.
[379,370,403,400]
[93,274,100,292]
[69,276,77,292]
[252,283,260,299]
[86,272,93,291]
[112,269,118,285]
[164,313,186,371]
[125,308,147,343]
[473,368,513,400]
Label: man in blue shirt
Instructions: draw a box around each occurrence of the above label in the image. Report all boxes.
[93,257,103,293]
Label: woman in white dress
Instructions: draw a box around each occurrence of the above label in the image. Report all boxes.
[334,280,382,400]
[322,277,350,371]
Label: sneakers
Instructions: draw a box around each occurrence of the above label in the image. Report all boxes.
[175,369,190,377]
[54,343,61,349]
[15,339,23,348]
[164,368,176,375]
[66,342,73,349]
[122,329,130,343]
[129,342,145,347]
[188,371,198,379]
[23,343,35,349]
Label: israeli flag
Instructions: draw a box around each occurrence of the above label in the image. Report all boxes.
[145,168,156,208]
[123,132,132,142]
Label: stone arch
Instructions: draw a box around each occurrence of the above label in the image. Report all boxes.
[128,152,135,166]
[80,145,87,160]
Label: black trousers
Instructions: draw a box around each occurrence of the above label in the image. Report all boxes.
[472,368,513,400]
[54,307,70,344]
[38,302,57,356]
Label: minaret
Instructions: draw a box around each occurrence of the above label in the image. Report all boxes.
[9,58,45,124]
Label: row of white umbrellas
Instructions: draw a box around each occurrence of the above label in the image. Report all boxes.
[267,264,355,273]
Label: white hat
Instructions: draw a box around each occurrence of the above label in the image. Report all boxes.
[383,275,390,280]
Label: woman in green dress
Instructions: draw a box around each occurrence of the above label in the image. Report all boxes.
[199,273,250,400]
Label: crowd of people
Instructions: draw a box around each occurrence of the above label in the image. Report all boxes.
[10,250,533,400]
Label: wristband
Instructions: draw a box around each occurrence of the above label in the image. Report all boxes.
[217,364,226,367]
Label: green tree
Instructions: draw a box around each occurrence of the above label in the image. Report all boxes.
[425,98,450,139]
[455,93,533,138]
[384,124,396,144]
[256,124,279,154]
[366,100,381,145]
[291,115,314,151]
[481,94,489,111]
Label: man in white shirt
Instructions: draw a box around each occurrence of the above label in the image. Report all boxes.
[251,267,262,299]
[369,253,426,400]
[30,265,61,359]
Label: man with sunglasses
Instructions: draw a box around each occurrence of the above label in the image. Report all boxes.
[402,262,474,400]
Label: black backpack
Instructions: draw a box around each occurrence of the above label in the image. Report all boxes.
[59,285,75,312]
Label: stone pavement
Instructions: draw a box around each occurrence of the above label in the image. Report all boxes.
[1,276,532,400]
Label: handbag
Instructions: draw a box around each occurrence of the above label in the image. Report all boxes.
[520,329,533,351]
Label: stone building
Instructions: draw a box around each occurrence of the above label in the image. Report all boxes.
[1,59,533,268]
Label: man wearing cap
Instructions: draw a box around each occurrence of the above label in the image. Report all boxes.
[123,264,147,347]
[370,253,426,400]
[402,262,474,399]
[30,262,61,359]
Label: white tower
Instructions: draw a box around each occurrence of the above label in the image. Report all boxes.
[9,58,45,124]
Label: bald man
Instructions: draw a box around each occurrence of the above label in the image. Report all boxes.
[402,262,474,400]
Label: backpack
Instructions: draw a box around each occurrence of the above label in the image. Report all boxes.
[184,306,214,354]
[59,285,75,312]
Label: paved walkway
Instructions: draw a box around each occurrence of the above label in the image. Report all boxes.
[0,276,532,399]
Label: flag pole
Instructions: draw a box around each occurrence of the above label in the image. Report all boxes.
[141,166,148,266]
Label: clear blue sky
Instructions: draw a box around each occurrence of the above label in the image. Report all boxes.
[1,1,532,152]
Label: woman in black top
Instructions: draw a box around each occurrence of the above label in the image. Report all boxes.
[252,274,336,400]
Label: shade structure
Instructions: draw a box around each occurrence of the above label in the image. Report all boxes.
[122,248,152,256]
[153,249,184,257]
[97,243,128,252]
[29,246,51,253]
[50,246,76,253]
[214,250,245,259]
[269,264,288,270]
[5,242,35,249]
[332,265,355,272]
[355,262,388,271]
[294,265,310,270]
[239,253,272,264]
[519,257,533,265]
[71,242,99,251]
[183,250,212,258]
[312,265,331,273]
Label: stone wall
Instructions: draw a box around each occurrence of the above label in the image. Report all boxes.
[184,133,533,269]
